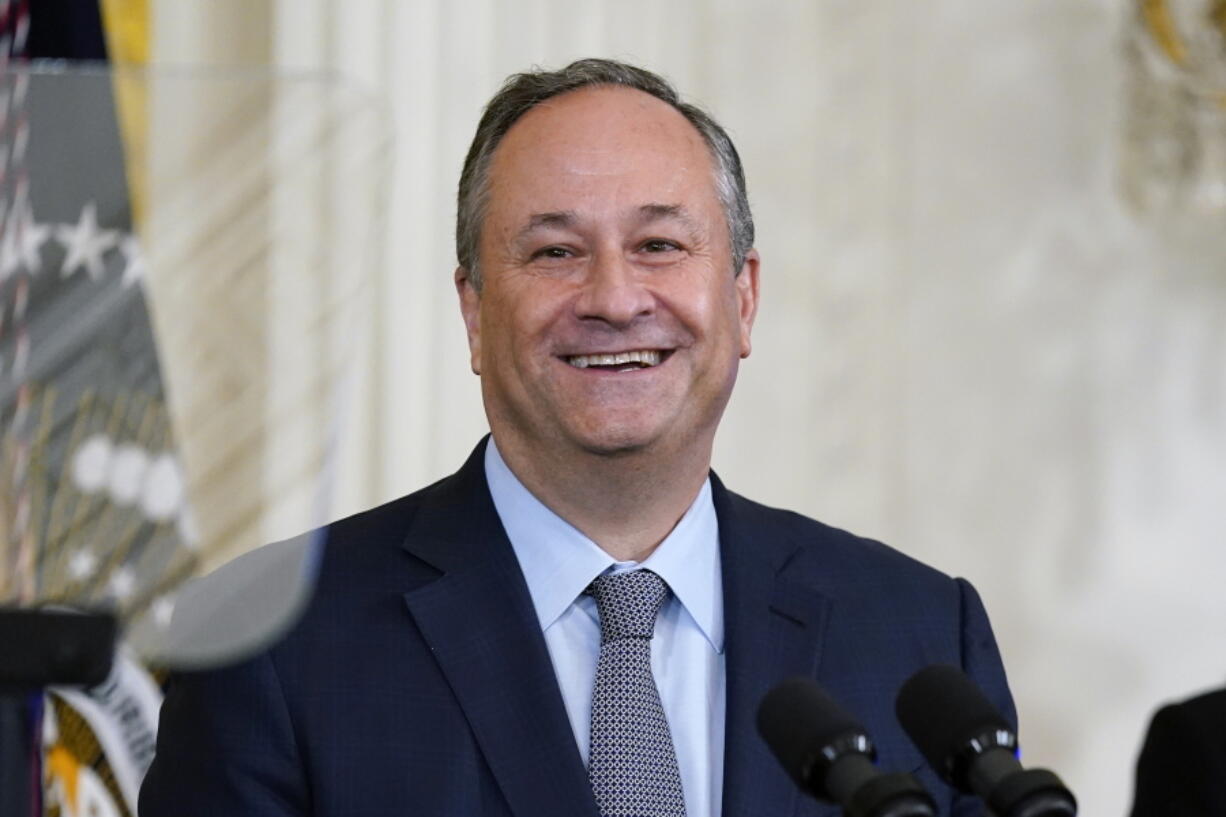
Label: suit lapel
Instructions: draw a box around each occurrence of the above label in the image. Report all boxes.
[714,475,834,817]
[400,440,599,817]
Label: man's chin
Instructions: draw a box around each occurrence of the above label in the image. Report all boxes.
[567,422,662,458]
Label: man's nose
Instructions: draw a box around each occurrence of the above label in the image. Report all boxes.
[573,250,655,327]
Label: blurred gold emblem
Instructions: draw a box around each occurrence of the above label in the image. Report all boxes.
[1122,0,1226,219]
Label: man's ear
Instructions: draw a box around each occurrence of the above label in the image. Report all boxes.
[455,266,482,375]
[735,249,760,359]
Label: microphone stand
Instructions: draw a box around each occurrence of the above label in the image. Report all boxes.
[0,694,33,817]
[0,608,117,817]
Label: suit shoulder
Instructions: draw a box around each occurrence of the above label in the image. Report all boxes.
[1175,686,1226,717]
[721,488,959,595]
[276,470,464,611]
[322,470,454,544]
[1148,686,1226,744]
[312,464,481,574]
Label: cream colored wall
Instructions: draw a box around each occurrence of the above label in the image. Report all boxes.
[152,1,1226,813]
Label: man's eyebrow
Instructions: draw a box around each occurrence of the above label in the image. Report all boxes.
[635,203,702,234]
[516,211,577,239]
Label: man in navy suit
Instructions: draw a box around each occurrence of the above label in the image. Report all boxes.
[140,59,1014,817]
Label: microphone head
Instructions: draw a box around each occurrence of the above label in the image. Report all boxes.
[757,677,874,797]
[895,664,1015,786]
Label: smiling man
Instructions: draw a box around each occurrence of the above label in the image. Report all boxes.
[457,78,757,567]
[140,59,1015,817]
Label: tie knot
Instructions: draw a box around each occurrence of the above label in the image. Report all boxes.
[585,569,670,643]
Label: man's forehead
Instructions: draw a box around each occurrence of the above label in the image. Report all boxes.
[492,85,710,170]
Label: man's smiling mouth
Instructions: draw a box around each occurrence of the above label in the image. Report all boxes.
[565,349,667,370]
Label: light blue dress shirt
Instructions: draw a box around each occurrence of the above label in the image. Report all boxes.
[484,439,726,817]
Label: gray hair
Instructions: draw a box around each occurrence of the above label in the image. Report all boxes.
[456,58,754,289]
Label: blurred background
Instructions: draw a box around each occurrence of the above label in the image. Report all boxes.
[5,0,1226,814]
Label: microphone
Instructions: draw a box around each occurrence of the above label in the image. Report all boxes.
[758,678,936,817]
[895,665,1076,817]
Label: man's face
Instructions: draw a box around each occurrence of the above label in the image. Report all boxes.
[457,85,759,460]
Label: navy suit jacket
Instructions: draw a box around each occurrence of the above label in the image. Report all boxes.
[139,438,1015,816]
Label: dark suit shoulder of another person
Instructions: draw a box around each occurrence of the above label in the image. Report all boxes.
[1131,686,1226,817]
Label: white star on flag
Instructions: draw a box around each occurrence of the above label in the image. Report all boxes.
[57,201,119,280]
[15,200,50,273]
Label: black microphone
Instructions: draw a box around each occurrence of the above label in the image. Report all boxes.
[895,665,1076,817]
[758,677,936,817]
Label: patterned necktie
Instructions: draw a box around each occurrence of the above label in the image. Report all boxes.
[585,569,687,817]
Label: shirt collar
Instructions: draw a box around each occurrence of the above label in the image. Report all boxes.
[485,437,724,653]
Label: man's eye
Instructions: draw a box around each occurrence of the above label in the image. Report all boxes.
[533,246,572,260]
[641,239,680,253]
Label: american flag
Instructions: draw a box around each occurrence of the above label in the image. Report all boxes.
[0,65,192,626]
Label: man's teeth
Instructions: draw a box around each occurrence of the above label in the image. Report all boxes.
[567,350,662,369]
